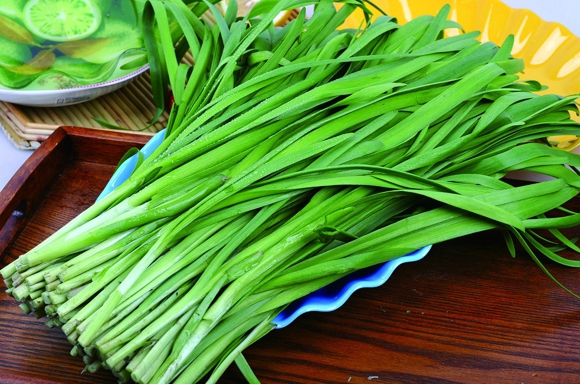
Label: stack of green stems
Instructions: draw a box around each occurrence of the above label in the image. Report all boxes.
[3,1,580,382]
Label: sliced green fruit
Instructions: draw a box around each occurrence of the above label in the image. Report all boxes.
[23,0,102,42]
[81,17,143,64]
[94,0,113,14]
[51,54,108,81]
[0,34,32,67]
[0,65,33,88]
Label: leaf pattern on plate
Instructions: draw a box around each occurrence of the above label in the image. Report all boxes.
[0,14,36,45]
[7,49,55,75]
[55,38,116,58]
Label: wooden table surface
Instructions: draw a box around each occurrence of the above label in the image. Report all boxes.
[1,126,580,383]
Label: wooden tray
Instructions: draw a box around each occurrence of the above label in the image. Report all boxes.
[0,126,149,383]
[2,126,580,383]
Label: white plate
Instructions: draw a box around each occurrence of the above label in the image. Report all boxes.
[0,64,149,107]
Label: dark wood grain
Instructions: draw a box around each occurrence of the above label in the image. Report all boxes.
[2,126,580,383]
[0,126,150,383]
[233,231,580,384]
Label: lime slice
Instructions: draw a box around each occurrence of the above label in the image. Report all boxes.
[23,0,102,42]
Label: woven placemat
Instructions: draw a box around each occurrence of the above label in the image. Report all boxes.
[0,111,34,150]
[0,70,169,150]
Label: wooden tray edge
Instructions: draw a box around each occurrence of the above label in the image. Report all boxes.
[0,126,151,260]
[0,368,75,384]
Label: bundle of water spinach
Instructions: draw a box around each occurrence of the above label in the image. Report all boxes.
[3,0,580,382]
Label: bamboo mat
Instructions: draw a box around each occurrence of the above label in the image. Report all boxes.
[0,70,168,150]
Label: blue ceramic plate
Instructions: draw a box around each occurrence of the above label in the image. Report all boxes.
[96,128,166,201]
[271,245,430,328]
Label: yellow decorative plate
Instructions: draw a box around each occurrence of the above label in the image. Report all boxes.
[340,0,580,149]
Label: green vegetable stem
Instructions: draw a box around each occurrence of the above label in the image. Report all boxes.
[2,1,580,383]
